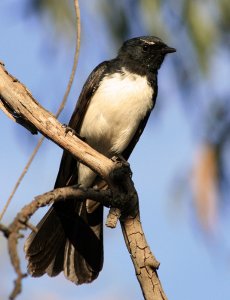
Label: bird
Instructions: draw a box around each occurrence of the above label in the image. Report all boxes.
[25,36,176,285]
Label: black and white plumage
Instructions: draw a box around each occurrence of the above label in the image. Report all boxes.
[25,36,176,284]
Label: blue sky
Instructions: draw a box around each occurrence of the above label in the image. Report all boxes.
[0,1,230,299]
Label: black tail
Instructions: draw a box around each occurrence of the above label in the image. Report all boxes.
[25,200,103,284]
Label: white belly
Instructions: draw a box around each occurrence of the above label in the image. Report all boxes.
[78,67,153,187]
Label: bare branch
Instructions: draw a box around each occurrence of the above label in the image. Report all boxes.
[0,63,115,179]
[0,0,81,223]
[56,0,81,118]
[0,136,44,222]
[121,217,167,300]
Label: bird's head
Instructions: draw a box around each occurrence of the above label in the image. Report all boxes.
[118,36,176,73]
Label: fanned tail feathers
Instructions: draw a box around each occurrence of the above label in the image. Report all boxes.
[25,201,103,284]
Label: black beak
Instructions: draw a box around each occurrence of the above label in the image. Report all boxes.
[162,46,176,54]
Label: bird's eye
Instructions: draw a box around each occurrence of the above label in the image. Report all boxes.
[143,45,148,52]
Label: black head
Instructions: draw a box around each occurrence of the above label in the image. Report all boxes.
[118,36,176,73]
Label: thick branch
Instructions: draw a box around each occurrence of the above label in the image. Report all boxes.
[0,62,116,179]
[121,218,167,300]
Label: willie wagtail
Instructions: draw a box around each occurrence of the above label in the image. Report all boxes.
[25,36,176,284]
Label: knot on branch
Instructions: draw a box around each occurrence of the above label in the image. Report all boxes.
[0,223,11,238]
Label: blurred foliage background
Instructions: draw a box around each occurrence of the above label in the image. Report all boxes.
[1,0,230,299]
[23,0,230,231]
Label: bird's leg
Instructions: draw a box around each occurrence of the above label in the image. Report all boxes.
[107,155,137,222]
[111,154,130,169]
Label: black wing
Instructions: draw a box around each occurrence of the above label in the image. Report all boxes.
[55,61,109,188]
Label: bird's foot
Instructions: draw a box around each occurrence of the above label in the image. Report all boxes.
[62,124,86,141]
[111,154,130,168]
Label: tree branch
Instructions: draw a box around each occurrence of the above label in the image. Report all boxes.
[0,62,167,300]
[0,0,82,224]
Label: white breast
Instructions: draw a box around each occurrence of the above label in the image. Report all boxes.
[78,67,153,186]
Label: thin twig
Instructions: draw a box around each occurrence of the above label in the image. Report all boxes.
[0,137,44,222]
[56,0,81,118]
[0,0,81,222]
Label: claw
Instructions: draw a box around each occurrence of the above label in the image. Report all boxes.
[62,124,86,141]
